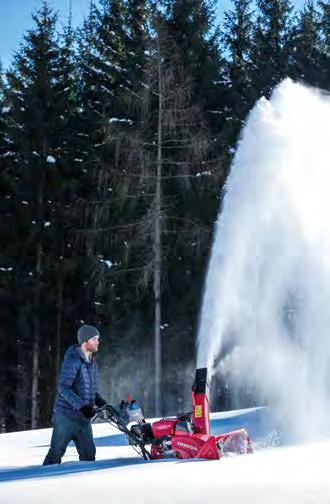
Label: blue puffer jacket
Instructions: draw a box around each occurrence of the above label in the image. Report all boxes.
[54,345,103,422]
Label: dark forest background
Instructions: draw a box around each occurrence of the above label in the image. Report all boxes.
[0,0,328,432]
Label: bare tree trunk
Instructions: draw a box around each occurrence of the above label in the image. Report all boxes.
[16,329,30,430]
[31,166,45,429]
[31,240,42,429]
[55,271,64,382]
[154,28,163,417]
[15,298,34,430]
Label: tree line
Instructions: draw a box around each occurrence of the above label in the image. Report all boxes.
[0,0,328,432]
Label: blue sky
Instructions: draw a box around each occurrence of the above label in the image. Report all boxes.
[0,0,307,70]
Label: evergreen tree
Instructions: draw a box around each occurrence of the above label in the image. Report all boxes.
[221,0,255,148]
[318,1,330,89]
[0,65,16,431]
[164,0,228,206]
[252,0,294,97]
[4,2,78,428]
[0,65,6,151]
[75,0,151,327]
[40,13,86,415]
[125,0,149,79]
[288,1,323,87]
[78,0,130,129]
[165,0,223,124]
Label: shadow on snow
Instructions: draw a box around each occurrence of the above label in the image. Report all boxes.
[35,432,127,449]
[0,456,146,482]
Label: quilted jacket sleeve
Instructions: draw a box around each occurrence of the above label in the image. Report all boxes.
[58,355,85,410]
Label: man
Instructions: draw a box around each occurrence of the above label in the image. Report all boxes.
[43,324,107,465]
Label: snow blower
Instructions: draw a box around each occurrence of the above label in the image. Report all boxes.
[94,368,252,460]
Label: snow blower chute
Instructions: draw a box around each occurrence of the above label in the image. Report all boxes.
[94,367,253,460]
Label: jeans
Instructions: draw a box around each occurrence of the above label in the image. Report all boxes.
[43,413,96,465]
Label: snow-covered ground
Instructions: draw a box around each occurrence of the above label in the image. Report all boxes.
[1,407,329,503]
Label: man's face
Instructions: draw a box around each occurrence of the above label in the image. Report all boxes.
[85,335,100,353]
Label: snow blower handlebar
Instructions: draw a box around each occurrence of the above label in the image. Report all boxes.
[92,402,152,460]
[93,403,116,417]
[93,401,144,424]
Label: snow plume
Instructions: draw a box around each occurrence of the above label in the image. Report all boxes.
[197,79,330,442]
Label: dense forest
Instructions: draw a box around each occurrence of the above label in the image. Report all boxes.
[0,0,328,432]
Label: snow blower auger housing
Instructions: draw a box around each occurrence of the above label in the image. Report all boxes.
[94,368,253,460]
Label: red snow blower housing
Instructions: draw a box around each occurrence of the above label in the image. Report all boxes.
[95,368,253,460]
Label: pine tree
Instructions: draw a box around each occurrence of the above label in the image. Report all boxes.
[318,1,330,89]
[163,0,227,223]
[74,0,151,328]
[40,15,85,418]
[4,2,78,428]
[125,0,149,80]
[287,1,323,87]
[165,0,223,120]
[252,0,294,97]
[221,0,255,148]
[0,65,15,431]
[0,65,6,149]
[78,0,130,129]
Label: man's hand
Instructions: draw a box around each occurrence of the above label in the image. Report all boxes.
[80,405,96,419]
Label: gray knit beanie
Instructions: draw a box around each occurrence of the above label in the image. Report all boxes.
[77,324,100,345]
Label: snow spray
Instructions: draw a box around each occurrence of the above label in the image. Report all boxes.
[197,79,330,442]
